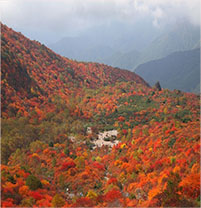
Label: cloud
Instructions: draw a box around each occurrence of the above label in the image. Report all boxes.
[0,0,199,43]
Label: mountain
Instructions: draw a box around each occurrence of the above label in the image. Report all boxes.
[49,20,161,63]
[133,21,200,69]
[1,23,200,208]
[49,36,116,63]
[103,21,200,71]
[49,21,199,72]
[104,50,141,70]
[135,48,200,93]
[1,23,149,117]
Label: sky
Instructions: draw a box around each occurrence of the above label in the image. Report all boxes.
[0,0,200,44]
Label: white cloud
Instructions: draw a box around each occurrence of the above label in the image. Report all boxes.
[137,0,200,26]
[0,0,199,43]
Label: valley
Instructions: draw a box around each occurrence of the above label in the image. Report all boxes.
[1,23,200,207]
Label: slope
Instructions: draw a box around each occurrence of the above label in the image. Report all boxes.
[135,48,200,93]
[1,23,149,117]
[1,23,200,208]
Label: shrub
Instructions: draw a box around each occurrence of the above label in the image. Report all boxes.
[104,189,122,202]
[86,190,97,199]
[26,175,42,190]
[64,147,70,156]
[168,138,176,148]
[49,141,54,147]
[60,161,76,171]
[52,194,65,207]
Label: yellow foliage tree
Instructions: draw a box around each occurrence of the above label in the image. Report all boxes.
[86,190,97,199]
[52,194,65,207]
[148,187,161,200]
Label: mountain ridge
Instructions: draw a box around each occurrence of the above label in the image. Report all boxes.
[1,23,149,117]
[133,22,200,70]
[135,48,200,93]
[48,21,200,74]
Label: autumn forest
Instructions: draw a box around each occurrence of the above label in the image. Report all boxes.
[1,23,200,207]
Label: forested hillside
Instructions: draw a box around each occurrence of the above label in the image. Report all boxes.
[1,24,200,207]
[1,24,148,117]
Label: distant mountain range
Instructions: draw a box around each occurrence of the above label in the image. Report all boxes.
[135,48,200,93]
[49,21,200,71]
[133,22,200,70]
[49,20,161,64]
[49,22,200,93]
[104,50,141,70]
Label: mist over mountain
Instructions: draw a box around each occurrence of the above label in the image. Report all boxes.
[104,50,141,70]
[49,21,200,76]
[133,22,200,70]
[47,20,201,95]
[49,20,162,63]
